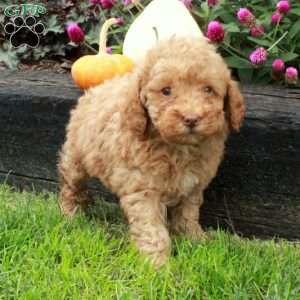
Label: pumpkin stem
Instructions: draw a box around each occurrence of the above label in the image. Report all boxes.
[152,27,159,43]
[99,18,118,54]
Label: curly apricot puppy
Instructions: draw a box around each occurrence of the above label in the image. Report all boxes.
[58,37,245,267]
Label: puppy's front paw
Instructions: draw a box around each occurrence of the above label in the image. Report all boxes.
[149,249,170,269]
[131,224,171,268]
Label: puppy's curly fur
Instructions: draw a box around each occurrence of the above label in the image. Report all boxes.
[58,37,245,267]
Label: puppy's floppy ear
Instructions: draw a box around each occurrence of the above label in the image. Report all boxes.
[122,73,149,139]
[224,80,245,132]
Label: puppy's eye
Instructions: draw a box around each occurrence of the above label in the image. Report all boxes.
[203,86,214,95]
[161,87,172,96]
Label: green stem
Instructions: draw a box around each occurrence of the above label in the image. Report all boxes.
[264,34,287,52]
[223,42,248,59]
[83,41,98,54]
[207,5,211,23]
[220,45,251,65]
[99,8,107,24]
[268,31,288,52]
[272,21,280,41]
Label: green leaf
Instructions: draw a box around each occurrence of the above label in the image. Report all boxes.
[256,76,272,85]
[238,68,253,83]
[247,37,271,47]
[289,20,300,39]
[290,8,300,16]
[0,14,5,24]
[210,7,226,20]
[219,13,236,24]
[79,2,91,10]
[111,45,122,54]
[241,28,250,33]
[260,12,273,25]
[224,56,253,69]
[268,46,279,56]
[200,2,209,16]
[67,10,86,24]
[192,9,206,19]
[280,52,299,62]
[253,69,273,84]
[44,15,64,34]
[256,68,271,79]
[0,48,19,69]
[85,24,100,45]
[223,33,231,45]
[223,23,240,33]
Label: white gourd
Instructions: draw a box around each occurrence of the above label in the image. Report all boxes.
[123,0,204,63]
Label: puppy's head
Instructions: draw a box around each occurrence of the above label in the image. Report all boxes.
[129,37,245,144]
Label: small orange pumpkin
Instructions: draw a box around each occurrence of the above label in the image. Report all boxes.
[71,18,134,90]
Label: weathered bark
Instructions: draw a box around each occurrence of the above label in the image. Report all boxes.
[0,71,299,239]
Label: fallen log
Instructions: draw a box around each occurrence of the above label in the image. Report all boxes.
[0,70,299,239]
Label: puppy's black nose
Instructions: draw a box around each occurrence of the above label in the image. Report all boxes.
[183,114,200,128]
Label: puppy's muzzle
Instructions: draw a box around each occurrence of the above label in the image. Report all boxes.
[182,114,201,129]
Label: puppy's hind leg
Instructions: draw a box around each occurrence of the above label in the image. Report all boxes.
[58,144,90,217]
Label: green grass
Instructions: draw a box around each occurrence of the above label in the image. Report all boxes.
[1,184,300,300]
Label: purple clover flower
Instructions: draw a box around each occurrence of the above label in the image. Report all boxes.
[116,17,124,26]
[66,22,85,44]
[208,0,218,7]
[249,47,268,65]
[100,0,115,9]
[206,21,224,43]
[180,0,192,8]
[250,25,264,37]
[285,67,298,84]
[237,8,256,28]
[272,59,285,72]
[271,11,283,24]
[277,0,290,14]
